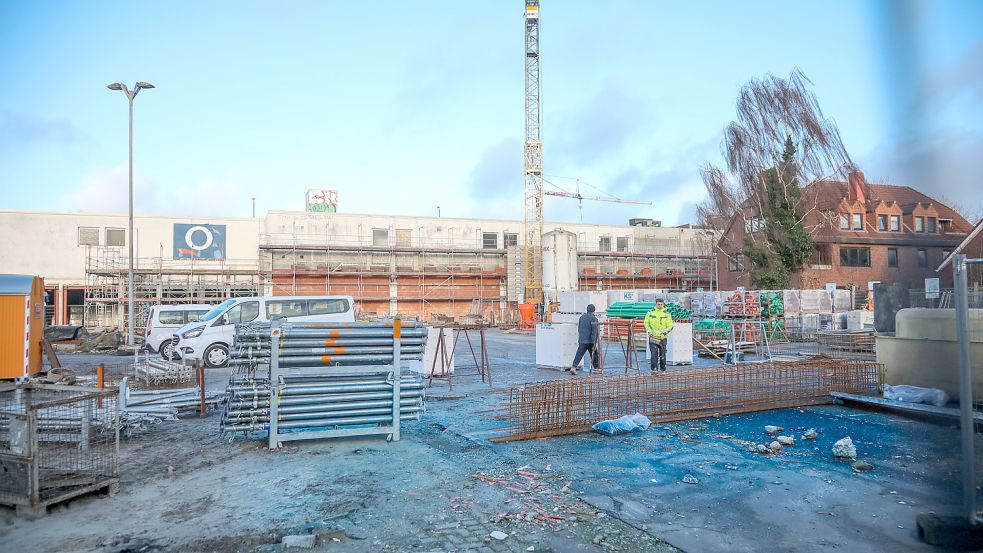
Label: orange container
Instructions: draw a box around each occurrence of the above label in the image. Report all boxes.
[518,303,538,327]
[0,274,45,380]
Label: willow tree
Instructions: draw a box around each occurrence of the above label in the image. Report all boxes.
[698,70,856,289]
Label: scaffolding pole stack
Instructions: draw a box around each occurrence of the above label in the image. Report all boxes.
[220,319,427,448]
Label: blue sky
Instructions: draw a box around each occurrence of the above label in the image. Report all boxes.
[1,0,980,225]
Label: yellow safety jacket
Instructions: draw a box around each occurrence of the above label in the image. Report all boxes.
[643,308,674,340]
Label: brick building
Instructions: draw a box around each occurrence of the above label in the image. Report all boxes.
[716,171,974,290]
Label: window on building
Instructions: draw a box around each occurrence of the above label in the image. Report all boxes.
[940,219,951,233]
[504,233,518,247]
[394,229,412,247]
[599,236,612,252]
[812,245,832,266]
[890,215,900,232]
[927,217,937,233]
[616,236,629,252]
[887,248,898,268]
[839,214,850,230]
[482,232,498,249]
[915,216,924,232]
[105,228,125,247]
[372,228,389,247]
[78,227,99,246]
[852,213,863,230]
[309,298,349,315]
[877,215,887,231]
[744,217,765,233]
[917,248,928,268]
[943,248,952,260]
[840,247,871,267]
[728,255,742,272]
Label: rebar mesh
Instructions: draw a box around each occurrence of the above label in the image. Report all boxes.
[496,359,882,441]
[0,384,119,508]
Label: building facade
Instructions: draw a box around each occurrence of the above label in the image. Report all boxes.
[0,209,717,327]
[716,172,974,291]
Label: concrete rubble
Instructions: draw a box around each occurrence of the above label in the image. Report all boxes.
[832,436,858,459]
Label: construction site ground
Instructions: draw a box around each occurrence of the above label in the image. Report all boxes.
[1,330,979,553]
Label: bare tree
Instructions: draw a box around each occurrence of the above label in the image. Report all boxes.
[699,69,856,288]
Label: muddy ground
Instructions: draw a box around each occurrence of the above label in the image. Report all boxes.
[0,330,978,552]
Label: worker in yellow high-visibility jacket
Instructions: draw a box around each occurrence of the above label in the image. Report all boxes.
[643,298,674,372]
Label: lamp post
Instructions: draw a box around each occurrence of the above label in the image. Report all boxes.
[107,81,154,350]
[437,206,441,218]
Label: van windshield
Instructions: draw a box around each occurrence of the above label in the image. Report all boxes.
[200,299,237,322]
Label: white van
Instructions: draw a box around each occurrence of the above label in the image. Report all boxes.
[144,304,214,360]
[172,295,356,368]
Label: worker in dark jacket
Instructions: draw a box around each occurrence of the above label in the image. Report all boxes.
[569,304,599,375]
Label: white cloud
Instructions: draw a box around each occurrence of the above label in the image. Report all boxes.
[59,165,251,217]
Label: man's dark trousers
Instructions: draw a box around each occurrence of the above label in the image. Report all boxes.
[572,342,598,371]
[649,337,667,371]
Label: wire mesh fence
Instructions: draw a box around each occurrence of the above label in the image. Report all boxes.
[0,383,119,515]
[495,359,882,441]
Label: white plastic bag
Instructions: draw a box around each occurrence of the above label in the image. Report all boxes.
[592,413,652,436]
[883,384,950,407]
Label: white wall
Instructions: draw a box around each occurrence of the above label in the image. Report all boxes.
[0,210,261,284]
[0,209,715,285]
[262,211,715,255]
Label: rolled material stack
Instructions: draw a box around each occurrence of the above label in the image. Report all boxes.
[220,321,427,438]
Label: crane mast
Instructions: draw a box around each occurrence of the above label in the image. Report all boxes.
[523,0,544,304]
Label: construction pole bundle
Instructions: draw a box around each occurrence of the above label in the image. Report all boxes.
[220,319,427,447]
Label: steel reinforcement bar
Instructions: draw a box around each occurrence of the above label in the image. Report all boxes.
[494,359,882,442]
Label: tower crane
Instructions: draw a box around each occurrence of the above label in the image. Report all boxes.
[522,0,544,305]
[545,179,652,223]
[520,1,649,307]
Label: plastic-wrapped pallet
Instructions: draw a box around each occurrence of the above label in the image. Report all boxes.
[800,290,822,314]
[782,290,801,316]
[819,291,833,313]
[833,290,852,312]
[676,292,692,310]
[801,313,821,331]
[559,291,590,313]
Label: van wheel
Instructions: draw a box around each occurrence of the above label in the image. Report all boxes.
[203,344,230,368]
[159,340,176,361]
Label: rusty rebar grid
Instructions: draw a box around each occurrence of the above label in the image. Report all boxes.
[494,358,882,442]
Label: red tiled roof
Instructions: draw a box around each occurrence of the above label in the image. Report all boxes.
[804,180,972,232]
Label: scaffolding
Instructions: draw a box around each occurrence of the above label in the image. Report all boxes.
[83,246,262,329]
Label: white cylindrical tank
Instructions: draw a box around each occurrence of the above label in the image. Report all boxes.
[542,229,578,297]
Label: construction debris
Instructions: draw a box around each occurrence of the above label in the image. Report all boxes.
[852,460,874,472]
[833,437,858,459]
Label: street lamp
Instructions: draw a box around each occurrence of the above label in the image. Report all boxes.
[437,206,441,218]
[107,81,154,350]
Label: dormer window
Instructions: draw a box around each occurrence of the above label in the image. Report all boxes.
[927,217,937,233]
[915,216,925,232]
[890,215,900,231]
[877,214,887,231]
[852,213,863,230]
[839,214,850,230]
